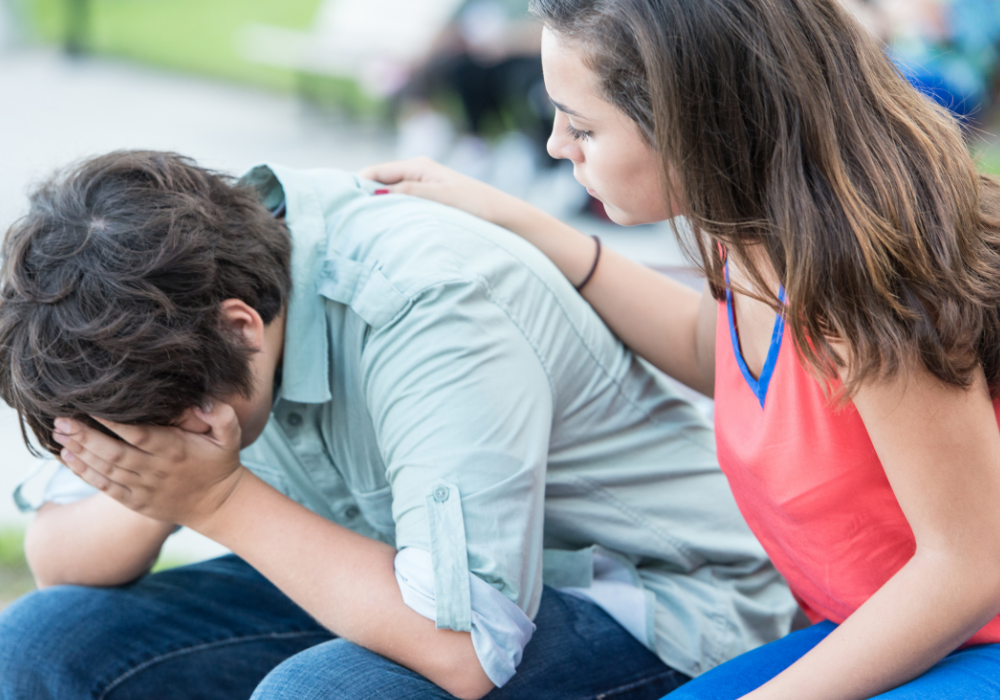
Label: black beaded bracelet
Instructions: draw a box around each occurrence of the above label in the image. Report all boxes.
[575,235,602,292]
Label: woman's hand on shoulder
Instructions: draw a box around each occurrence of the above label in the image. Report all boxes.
[359,157,515,226]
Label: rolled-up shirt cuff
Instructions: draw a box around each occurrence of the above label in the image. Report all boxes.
[13,460,99,512]
[394,546,535,688]
[42,463,99,504]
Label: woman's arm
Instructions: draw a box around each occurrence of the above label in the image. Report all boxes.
[744,364,1000,700]
[25,494,174,588]
[360,158,715,395]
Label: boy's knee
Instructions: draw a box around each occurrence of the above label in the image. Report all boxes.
[252,639,446,700]
[0,586,99,697]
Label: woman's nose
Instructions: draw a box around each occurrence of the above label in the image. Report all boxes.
[547,113,582,163]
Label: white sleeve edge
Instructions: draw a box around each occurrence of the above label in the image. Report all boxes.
[394,546,535,688]
[13,460,98,512]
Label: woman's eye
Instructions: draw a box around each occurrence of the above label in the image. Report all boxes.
[566,124,592,141]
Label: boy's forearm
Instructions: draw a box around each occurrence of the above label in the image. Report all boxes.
[25,494,174,588]
[193,470,495,700]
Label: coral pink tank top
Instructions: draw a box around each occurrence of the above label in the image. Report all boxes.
[714,289,1000,644]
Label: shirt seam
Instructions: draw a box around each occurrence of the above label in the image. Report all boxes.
[382,267,708,455]
[366,275,559,403]
[569,474,702,566]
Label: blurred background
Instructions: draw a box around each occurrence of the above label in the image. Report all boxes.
[0,0,998,608]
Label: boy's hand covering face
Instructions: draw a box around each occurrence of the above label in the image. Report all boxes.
[52,404,247,531]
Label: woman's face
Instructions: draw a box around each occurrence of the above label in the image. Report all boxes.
[541,28,678,226]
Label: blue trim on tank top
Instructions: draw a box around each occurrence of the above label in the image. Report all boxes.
[724,264,786,409]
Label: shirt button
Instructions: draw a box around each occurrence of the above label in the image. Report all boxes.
[286,412,303,427]
[433,486,449,503]
[344,506,360,519]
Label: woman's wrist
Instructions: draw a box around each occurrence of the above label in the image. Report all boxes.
[491,196,597,284]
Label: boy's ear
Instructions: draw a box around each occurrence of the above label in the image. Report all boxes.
[175,408,213,435]
[218,299,265,352]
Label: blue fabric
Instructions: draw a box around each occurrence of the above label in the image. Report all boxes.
[723,263,786,409]
[0,556,332,700]
[663,620,1000,699]
[0,555,689,700]
[253,586,689,700]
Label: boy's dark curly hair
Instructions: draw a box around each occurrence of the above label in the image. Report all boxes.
[0,150,292,456]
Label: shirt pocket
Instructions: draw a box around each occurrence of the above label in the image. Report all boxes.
[318,258,410,329]
[349,484,396,538]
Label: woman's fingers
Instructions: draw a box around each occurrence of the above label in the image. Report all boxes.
[359,157,450,186]
[359,160,410,184]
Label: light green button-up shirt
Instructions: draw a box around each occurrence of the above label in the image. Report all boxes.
[235,163,796,680]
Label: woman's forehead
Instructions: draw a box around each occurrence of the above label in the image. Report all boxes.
[540,28,610,119]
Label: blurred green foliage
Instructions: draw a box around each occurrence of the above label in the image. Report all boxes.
[976,146,1000,177]
[0,527,33,607]
[0,527,27,570]
[27,0,324,91]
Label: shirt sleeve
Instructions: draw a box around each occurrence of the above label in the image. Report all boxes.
[42,464,99,504]
[13,459,98,511]
[361,279,553,682]
[395,547,535,687]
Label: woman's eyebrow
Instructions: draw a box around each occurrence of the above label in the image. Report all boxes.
[551,99,585,118]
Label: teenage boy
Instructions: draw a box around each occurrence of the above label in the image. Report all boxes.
[0,151,796,700]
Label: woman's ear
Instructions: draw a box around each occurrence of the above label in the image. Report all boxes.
[218,299,266,352]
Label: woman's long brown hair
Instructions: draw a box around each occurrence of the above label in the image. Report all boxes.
[532,0,1000,396]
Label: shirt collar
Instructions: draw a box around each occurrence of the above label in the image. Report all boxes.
[241,163,374,405]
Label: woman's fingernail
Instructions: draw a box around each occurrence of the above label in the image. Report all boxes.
[374,188,390,196]
[53,432,69,445]
[54,418,70,432]
[61,449,75,463]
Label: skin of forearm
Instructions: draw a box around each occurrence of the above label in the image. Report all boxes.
[193,471,495,700]
[744,547,1000,700]
[25,495,174,588]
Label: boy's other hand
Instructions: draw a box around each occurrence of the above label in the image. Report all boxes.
[51,404,248,532]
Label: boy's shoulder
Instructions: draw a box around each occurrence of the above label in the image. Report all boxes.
[249,163,576,306]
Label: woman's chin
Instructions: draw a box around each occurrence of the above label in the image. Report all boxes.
[603,203,653,227]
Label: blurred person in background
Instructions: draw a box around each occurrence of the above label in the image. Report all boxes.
[396,0,548,161]
[843,0,1000,124]
[394,0,593,220]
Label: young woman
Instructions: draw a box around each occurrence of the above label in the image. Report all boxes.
[361,0,1000,698]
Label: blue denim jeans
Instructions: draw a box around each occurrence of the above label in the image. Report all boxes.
[0,555,688,700]
[664,620,1000,699]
